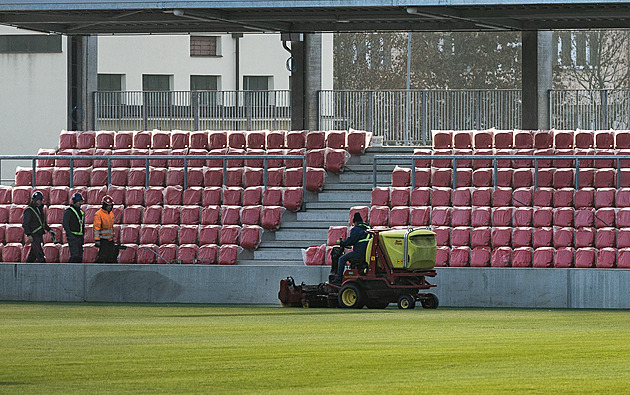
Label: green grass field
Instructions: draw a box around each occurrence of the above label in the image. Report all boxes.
[2,303,630,394]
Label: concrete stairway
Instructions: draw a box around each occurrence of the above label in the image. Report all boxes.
[238,145,418,265]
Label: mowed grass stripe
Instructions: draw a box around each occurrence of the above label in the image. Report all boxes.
[1,303,630,394]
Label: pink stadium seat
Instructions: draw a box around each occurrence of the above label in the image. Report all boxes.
[512,187,533,207]
[575,130,594,149]
[389,207,409,227]
[492,187,512,207]
[349,206,369,225]
[453,131,473,149]
[512,227,533,248]
[472,168,494,187]
[451,207,472,227]
[532,227,553,248]
[470,246,491,267]
[240,205,262,225]
[595,208,615,228]
[433,131,452,149]
[198,244,219,264]
[431,206,452,227]
[110,168,128,186]
[5,224,24,243]
[512,168,533,188]
[285,131,304,150]
[491,247,512,267]
[574,208,595,228]
[180,206,201,225]
[305,168,325,192]
[595,188,615,209]
[142,187,163,206]
[242,186,263,206]
[471,207,491,227]
[435,246,450,267]
[390,187,410,206]
[449,246,470,267]
[554,207,575,227]
[432,168,452,187]
[283,187,303,212]
[496,168,513,188]
[596,247,616,268]
[121,205,142,224]
[9,204,26,224]
[410,187,431,206]
[347,130,369,154]
[575,227,596,248]
[512,207,534,227]
[413,149,431,168]
[414,168,431,187]
[262,187,283,206]
[514,130,534,149]
[533,247,554,268]
[141,205,162,225]
[327,226,348,246]
[512,247,533,267]
[553,227,574,248]
[494,130,513,149]
[220,225,241,245]
[199,225,220,245]
[534,130,553,149]
[369,205,390,227]
[594,169,616,188]
[492,207,513,227]
[433,226,450,246]
[618,248,630,268]
[473,131,493,149]
[491,227,511,248]
[241,225,263,250]
[450,227,471,247]
[306,131,326,150]
[326,131,346,149]
[471,187,492,207]
[303,244,325,266]
[431,187,451,207]
[409,206,431,226]
[261,206,284,230]
[392,166,411,187]
[554,247,575,268]
[533,207,553,227]
[12,187,30,205]
[371,187,389,206]
[325,148,348,174]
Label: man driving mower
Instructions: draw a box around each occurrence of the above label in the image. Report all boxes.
[329,213,372,286]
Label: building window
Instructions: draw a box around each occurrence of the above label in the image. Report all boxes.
[98,74,124,91]
[142,74,172,91]
[243,76,271,91]
[191,75,219,91]
[190,36,220,56]
[0,35,62,53]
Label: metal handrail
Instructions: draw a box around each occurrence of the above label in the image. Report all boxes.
[373,154,625,190]
[6,155,306,201]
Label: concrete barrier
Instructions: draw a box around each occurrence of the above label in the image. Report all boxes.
[2,263,630,308]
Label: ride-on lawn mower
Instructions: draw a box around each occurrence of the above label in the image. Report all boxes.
[278,228,439,309]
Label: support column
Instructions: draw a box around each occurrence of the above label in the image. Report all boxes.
[305,33,322,131]
[68,35,98,131]
[522,30,553,130]
[290,38,305,130]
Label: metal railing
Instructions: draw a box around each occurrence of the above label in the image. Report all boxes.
[549,89,630,130]
[4,155,306,205]
[318,90,522,145]
[95,90,291,132]
[373,154,626,190]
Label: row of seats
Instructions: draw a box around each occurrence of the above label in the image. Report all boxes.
[0,185,302,208]
[58,129,371,153]
[16,166,327,191]
[433,129,630,150]
[392,166,630,189]
[0,242,242,265]
[370,187,630,208]
[0,205,285,230]
[435,246,630,268]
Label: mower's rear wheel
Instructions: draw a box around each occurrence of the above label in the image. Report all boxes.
[338,283,364,309]
[421,293,439,309]
[397,295,416,310]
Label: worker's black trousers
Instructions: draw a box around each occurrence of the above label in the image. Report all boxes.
[96,240,117,263]
[67,235,84,263]
[25,234,46,263]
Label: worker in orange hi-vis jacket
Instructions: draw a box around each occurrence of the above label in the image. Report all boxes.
[94,194,116,263]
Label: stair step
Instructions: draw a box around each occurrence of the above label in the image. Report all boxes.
[281,220,347,228]
[305,202,366,210]
[322,183,375,191]
[238,259,304,266]
[315,191,371,202]
[260,241,323,248]
[297,209,349,222]
[274,228,329,240]
[254,248,305,260]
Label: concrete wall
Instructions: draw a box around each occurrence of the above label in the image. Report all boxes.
[3,264,630,308]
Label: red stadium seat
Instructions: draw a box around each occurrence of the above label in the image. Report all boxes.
[327,226,348,246]
[617,187,630,207]
[163,186,183,205]
[554,207,575,227]
[430,206,452,227]
[283,187,303,212]
[197,244,218,264]
[165,167,184,186]
[454,168,472,188]
[225,167,243,187]
[453,131,473,149]
[492,207,513,227]
[55,149,74,167]
[180,206,201,225]
[554,130,574,149]
[76,131,95,149]
[186,149,207,167]
[491,247,512,267]
[0,186,11,204]
[409,206,431,227]
[471,207,491,227]
[534,130,553,149]
[189,131,209,150]
[199,225,220,245]
[129,148,149,167]
[137,224,158,245]
[414,168,431,187]
[262,187,283,206]
[261,206,284,230]
[594,149,615,169]
[0,206,9,223]
[575,227,596,248]
[449,246,470,267]
[227,131,246,150]
[512,247,533,267]
[512,187,533,207]
[201,206,220,225]
[223,186,243,206]
[83,205,100,226]
[348,206,369,226]
[435,246,450,267]
[161,205,181,225]
[595,247,616,268]
[512,168,534,188]
[122,205,143,224]
[108,168,127,187]
[219,225,240,245]
[595,188,615,209]
[575,130,594,149]
[241,225,263,250]
[266,131,287,151]
[514,130,534,149]
[221,205,241,225]
[553,168,575,188]
[347,130,369,154]
[89,168,107,187]
[46,205,64,225]
[142,187,163,206]
[5,224,24,243]
[123,186,143,206]
[391,166,411,187]
[512,227,533,248]
[533,207,553,227]
[177,225,198,245]
[303,244,325,266]
[451,207,471,227]
[433,226,449,246]
[12,186,31,205]
[9,204,26,224]
[241,205,262,225]
[473,130,493,149]
[305,168,325,192]
[594,169,616,188]
[157,224,177,245]
[451,227,471,247]
[574,208,595,228]
[433,131,452,149]
[492,187,512,207]
[535,167,554,187]
[242,186,263,206]
[471,187,492,207]
[120,225,140,244]
[533,188,553,207]
[59,130,77,150]
[52,168,70,187]
[617,208,630,228]
[410,187,430,206]
[512,149,534,168]
[106,185,125,206]
[306,148,325,168]
[389,207,409,227]
[326,131,347,149]
[595,208,615,228]
[494,130,513,149]
[596,227,617,248]
[470,246,491,267]
[533,247,554,268]
[203,168,223,187]
[554,247,575,268]
[431,187,451,207]
[126,167,146,187]
[177,244,198,264]
[472,149,493,170]
[496,168,513,187]
[42,243,60,263]
[620,228,630,248]
[170,131,189,150]
[201,187,222,206]
[553,227,574,248]
[431,168,452,188]
[491,227,511,248]
[413,149,431,168]
[3,243,22,262]
[574,188,595,208]
[325,148,348,174]
[35,168,53,186]
[390,187,410,207]
[242,167,263,187]
[141,205,162,225]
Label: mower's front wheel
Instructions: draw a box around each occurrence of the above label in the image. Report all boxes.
[338,283,364,309]
[397,295,416,310]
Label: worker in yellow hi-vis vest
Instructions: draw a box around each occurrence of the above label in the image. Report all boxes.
[94,195,116,263]
[22,191,54,263]
[63,192,85,263]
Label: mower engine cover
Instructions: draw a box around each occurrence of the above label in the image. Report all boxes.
[368,228,437,270]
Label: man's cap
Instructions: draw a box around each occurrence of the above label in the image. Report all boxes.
[71,192,84,204]
[353,212,363,223]
[32,191,44,201]
[102,195,114,205]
